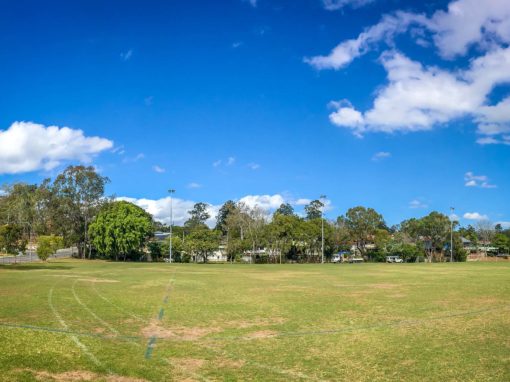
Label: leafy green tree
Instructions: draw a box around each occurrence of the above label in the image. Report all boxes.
[305,200,323,220]
[274,203,295,217]
[184,228,221,263]
[37,235,64,261]
[184,202,210,230]
[493,233,510,254]
[215,200,237,234]
[52,166,109,258]
[89,201,153,261]
[0,224,26,255]
[343,206,385,257]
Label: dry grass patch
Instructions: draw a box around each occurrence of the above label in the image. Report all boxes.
[223,317,286,329]
[77,278,119,283]
[25,370,148,382]
[244,330,277,339]
[142,320,221,340]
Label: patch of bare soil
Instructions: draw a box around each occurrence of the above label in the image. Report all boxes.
[142,320,221,340]
[244,330,277,339]
[28,370,148,382]
[216,359,245,368]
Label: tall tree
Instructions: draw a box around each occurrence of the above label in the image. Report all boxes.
[305,200,324,220]
[274,203,295,217]
[52,166,109,258]
[185,202,210,230]
[184,228,221,263]
[215,200,237,233]
[343,206,385,257]
[89,201,153,261]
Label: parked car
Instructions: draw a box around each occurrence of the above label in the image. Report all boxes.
[386,255,403,263]
[348,257,364,263]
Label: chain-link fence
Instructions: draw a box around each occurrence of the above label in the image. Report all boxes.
[0,247,77,265]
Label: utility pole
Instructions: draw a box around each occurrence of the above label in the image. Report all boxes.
[450,206,455,262]
[320,195,326,264]
[168,189,175,263]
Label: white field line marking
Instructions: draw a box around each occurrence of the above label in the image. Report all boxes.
[91,281,148,323]
[48,283,104,369]
[72,279,143,349]
[71,279,120,336]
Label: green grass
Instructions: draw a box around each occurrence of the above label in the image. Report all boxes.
[0,260,509,381]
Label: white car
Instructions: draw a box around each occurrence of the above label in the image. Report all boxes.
[386,256,403,263]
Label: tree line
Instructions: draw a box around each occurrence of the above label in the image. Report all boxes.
[1,165,509,262]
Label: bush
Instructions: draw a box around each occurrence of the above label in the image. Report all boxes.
[37,235,64,261]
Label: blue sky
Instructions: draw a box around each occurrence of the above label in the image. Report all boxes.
[1,0,509,227]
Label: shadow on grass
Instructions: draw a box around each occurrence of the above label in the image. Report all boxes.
[0,263,74,271]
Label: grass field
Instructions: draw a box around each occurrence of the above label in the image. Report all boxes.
[0,260,509,381]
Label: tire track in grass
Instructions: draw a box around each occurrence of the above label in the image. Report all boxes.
[48,281,106,371]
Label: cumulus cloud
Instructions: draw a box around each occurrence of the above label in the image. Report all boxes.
[325,48,510,140]
[463,212,489,220]
[239,194,286,211]
[464,172,497,188]
[306,0,510,144]
[322,0,376,11]
[0,121,113,174]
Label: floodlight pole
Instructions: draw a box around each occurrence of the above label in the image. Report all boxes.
[450,206,455,262]
[320,195,326,264]
[168,189,175,263]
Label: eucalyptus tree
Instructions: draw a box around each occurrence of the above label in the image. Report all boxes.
[52,165,109,258]
[184,202,210,230]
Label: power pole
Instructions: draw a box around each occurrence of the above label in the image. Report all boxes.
[320,195,326,264]
[168,189,175,263]
[450,206,455,262]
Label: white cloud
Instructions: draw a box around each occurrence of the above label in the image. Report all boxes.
[248,162,260,170]
[409,199,428,209]
[306,0,510,144]
[232,41,244,49]
[463,212,489,220]
[322,0,376,11]
[325,48,510,140]
[294,198,311,206]
[153,165,165,173]
[0,121,113,174]
[244,0,257,7]
[227,156,236,166]
[118,196,219,228]
[212,160,222,167]
[120,49,133,61]
[239,194,285,211]
[187,182,202,189]
[372,151,391,161]
[464,172,497,188]
[213,156,236,168]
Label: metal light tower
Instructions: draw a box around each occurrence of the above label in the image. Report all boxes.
[320,195,326,264]
[168,189,175,263]
[450,206,455,262]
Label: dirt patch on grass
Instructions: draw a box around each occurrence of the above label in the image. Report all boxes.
[25,370,148,382]
[216,358,245,368]
[169,357,205,372]
[244,330,277,339]
[142,320,221,340]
